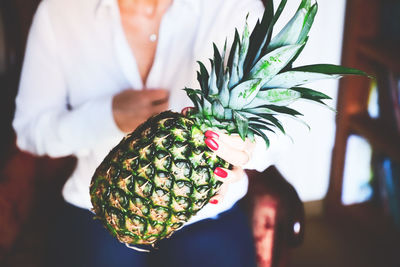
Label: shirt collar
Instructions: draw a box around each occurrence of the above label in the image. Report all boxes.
[97,0,114,10]
[95,0,198,18]
[95,0,116,18]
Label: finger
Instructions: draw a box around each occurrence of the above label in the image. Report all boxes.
[181,107,195,116]
[144,89,169,102]
[213,166,244,184]
[209,184,228,205]
[204,130,255,166]
[205,137,250,166]
[150,102,169,116]
[206,130,255,153]
[154,101,169,111]
[151,96,169,106]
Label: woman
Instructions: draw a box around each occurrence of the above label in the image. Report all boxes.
[13,0,280,266]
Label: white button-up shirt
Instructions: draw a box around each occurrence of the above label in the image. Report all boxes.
[13,0,283,224]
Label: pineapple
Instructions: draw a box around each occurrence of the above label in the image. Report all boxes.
[90,0,367,247]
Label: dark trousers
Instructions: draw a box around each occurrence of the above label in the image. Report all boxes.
[46,201,257,267]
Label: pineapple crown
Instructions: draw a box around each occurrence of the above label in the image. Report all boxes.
[184,0,367,146]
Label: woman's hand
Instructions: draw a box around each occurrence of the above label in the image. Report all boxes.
[182,107,255,205]
[204,130,255,205]
[113,89,169,133]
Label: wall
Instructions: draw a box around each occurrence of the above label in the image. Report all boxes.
[0,12,5,74]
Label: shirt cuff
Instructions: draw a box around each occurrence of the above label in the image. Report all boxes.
[244,133,289,172]
[97,93,126,141]
[57,93,125,157]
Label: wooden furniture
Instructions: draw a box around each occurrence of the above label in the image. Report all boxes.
[245,168,304,267]
[325,0,400,240]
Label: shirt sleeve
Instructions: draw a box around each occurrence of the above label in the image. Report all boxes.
[244,131,292,172]
[13,1,125,158]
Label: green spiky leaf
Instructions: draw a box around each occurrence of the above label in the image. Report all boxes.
[233,110,248,140]
[262,104,303,116]
[291,64,369,76]
[203,97,212,116]
[249,123,274,133]
[183,88,202,111]
[243,107,278,115]
[267,6,307,51]
[238,19,250,80]
[213,43,225,88]
[298,0,312,10]
[208,60,218,96]
[282,36,309,72]
[263,64,368,88]
[291,87,331,100]
[251,0,289,70]
[219,69,230,107]
[262,71,339,89]
[248,125,270,147]
[240,110,286,134]
[246,116,271,124]
[224,108,233,120]
[249,44,304,84]
[298,3,318,44]
[228,79,262,109]
[182,0,369,147]
[212,100,225,120]
[229,45,240,88]
[247,129,255,142]
[197,61,209,94]
[244,0,275,72]
[245,88,301,108]
[259,114,286,134]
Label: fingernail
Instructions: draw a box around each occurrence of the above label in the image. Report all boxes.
[209,199,218,204]
[181,107,193,116]
[205,130,219,139]
[214,167,228,178]
[205,138,219,151]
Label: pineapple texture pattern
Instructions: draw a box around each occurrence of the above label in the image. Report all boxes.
[90,111,228,245]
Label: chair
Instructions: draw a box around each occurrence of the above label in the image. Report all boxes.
[245,167,305,267]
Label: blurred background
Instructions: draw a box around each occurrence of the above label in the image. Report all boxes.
[0,0,399,266]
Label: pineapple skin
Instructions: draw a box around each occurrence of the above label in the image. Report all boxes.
[90,111,228,245]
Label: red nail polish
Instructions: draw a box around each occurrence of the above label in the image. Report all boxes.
[205,138,219,151]
[181,107,194,116]
[209,199,218,204]
[214,167,228,178]
[205,130,219,139]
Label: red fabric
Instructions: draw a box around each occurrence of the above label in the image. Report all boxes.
[253,195,278,267]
